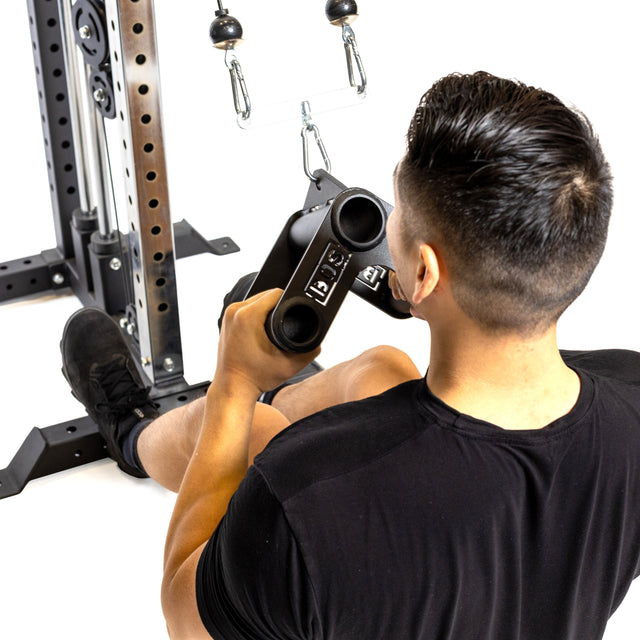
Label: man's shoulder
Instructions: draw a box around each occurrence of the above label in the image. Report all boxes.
[563,350,640,446]
[253,378,427,501]
[562,348,640,387]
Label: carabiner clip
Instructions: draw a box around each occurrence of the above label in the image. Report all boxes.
[342,24,366,96]
[301,101,331,181]
[225,50,251,122]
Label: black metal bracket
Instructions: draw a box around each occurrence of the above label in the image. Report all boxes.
[0,218,239,306]
[173,219,239,259]
[0,380,210,500]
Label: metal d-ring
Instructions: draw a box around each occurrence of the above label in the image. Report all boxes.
[342,24,366,95]
[301,101,331,181]
[224,49,251,122]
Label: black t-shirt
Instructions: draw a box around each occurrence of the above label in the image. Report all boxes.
[196,350,640,639]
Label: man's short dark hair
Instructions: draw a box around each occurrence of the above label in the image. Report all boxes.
[396,71,613,335]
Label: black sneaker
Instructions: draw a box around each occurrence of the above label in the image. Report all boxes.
[217,271,258,330]
[60,307,158,478]
[218,272,324,403]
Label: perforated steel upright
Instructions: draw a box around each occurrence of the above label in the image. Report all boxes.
[25,0,81,260]
[103,0,183,386]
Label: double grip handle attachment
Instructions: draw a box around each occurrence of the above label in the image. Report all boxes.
[247,173,410,353]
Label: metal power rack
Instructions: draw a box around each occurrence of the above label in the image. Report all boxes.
[0,0,238,499]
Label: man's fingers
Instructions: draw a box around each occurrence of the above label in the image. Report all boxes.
[223,288,283,324]
[246,288,283,315]
[216,286,320,392]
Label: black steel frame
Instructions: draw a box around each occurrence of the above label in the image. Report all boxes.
[0,0,237,499]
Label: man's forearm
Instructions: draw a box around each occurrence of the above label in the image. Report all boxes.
[162,376,260,592]
[159,288,319,638]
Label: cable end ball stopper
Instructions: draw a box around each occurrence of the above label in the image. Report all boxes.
[325,0,358,26]
[210,10,244,50]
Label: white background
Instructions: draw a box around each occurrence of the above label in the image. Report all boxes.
[1,1,638,638]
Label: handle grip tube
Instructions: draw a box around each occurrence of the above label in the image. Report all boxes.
[265,298,325,354]
[247,173,411,353]
[289,189,386,254]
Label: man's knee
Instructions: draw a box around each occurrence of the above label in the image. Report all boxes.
[349,345,421,400]
[359,345,419,374]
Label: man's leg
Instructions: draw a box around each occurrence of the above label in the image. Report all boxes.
[272,345,422,423]
[62,307,421,492]
[137,400,289,493]
[137,345,422,492]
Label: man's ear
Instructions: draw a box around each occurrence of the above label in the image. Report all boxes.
[411,244,441,305]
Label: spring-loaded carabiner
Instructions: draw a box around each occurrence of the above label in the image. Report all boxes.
[224,49,251,122]
[341,24,366,95]
[301,101,331,181]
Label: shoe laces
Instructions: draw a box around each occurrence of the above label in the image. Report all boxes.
[90,355,151,417]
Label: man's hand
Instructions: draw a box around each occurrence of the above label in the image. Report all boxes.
[216,288,321,397]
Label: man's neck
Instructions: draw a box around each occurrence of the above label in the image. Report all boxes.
[426,321,581,431]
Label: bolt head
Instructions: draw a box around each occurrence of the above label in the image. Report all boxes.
[52,272,65,285]
[78,24,92,40]
[93,88,106,103]
[163,357,176,372]
[109,257,122,271]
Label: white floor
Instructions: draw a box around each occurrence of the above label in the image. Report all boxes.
[2,2,639,638]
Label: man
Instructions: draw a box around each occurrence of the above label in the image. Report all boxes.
[61,71,640,639]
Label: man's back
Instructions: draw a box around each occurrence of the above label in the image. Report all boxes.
[196,350,640,639]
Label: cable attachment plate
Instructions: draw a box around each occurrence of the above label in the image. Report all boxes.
[301,101,331,182]
[89,68,116,118]
[72,0,110,69]
[341,24,366,95]
[224,49,251,123]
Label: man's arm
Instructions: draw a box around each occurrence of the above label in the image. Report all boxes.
[160,289,319,639]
